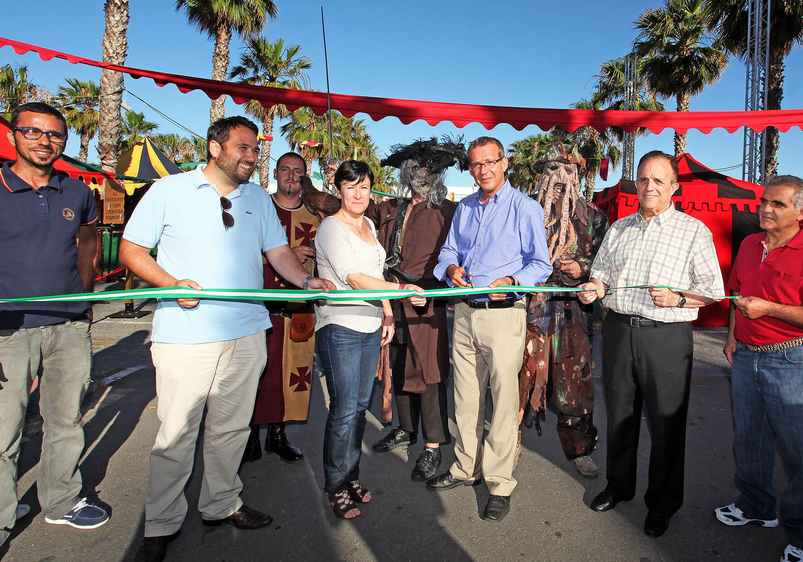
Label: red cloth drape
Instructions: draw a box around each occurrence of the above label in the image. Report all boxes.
[2,36,802,133]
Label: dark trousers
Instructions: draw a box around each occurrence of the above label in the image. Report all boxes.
[316,324,381,494]
[602,312,693,518]
[391,343,449,445]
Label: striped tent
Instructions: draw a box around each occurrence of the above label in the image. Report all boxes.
[116,137,181,195]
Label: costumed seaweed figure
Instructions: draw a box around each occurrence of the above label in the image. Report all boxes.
[517,143,608,477]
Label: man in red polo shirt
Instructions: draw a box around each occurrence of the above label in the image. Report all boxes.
[715,175,803,562]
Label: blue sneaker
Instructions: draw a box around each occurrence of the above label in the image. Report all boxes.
[44,498,109,529]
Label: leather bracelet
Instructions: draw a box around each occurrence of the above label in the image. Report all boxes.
[302,275,312,290]
[382,315,395,327]
[398,283,409,291]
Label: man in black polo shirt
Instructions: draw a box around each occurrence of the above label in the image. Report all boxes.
[0,103,109,550]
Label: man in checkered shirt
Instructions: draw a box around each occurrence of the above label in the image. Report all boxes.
[578,150,724,539]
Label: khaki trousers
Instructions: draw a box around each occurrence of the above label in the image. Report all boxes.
[145,332,266,537]
[449,301,526,496]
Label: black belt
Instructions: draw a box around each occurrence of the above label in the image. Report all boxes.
[463,299,520,310]
[610,312,665,328]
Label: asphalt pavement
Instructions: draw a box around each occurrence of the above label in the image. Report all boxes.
[1,301,789,562]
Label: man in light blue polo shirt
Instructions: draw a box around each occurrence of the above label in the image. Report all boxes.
[120,116,333,562]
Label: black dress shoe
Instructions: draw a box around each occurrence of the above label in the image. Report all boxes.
[372,428,417,453]
[590,488,628,512]
[482,495,511,522]
[644,513,670,537]
[411,447,441,482]
[242,427,262,463]
[426,472,481,491]
[141,532,179,562]
[202,505,273,529]
[265,423,303,462]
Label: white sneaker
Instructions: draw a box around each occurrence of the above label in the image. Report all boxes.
[15,503,31,520]
[781,544,803,562]
[715,503,778,527]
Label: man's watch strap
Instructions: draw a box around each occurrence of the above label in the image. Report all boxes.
[302,275,313,290]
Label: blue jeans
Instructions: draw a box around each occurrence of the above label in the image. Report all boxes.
[316,324,381,494]
[732,343,803,548]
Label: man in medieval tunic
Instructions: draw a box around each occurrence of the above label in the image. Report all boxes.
[517,146,608,478]
[244,152,319,463]
[368,138,465,482]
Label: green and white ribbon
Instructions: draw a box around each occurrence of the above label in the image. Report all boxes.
[0,285,579,304]
[0,284,739,305]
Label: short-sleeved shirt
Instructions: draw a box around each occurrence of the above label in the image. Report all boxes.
[590,205,724,323]
[314,216,386,333]
[123,167,287,344]
[0,162,98,329]
[728,229,803,346]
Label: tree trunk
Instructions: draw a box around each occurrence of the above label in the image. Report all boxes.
[585,167,596,202]
[673,92,689,156]
[258,112,274,188]
[764,50,784,178]
[79,129,91,163]
[98,0,129,173]
[210,23,231,124]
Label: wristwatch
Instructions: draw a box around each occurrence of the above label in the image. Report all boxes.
[676,292,687,308]
[302,275,313,290]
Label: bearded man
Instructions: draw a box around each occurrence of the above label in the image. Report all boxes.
[244,152,321,463]
[517,145,607,478]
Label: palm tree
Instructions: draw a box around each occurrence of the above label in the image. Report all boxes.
[176,0,278,123]
[591,56,665,140]
[572,99,623,199]
[704,0,803,176]
[191,135,208,162]
[0,64,36,115]
[507,134,557,191]
[151,133,188,163]
[57,79,101,162]
[121,110,158,149]
[230,37,311,186]
[98,0,129,175]
[635,0,728,156]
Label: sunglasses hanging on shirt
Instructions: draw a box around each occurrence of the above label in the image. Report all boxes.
[220,196,234,229]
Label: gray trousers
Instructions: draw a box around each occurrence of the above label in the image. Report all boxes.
[0,321,91,543]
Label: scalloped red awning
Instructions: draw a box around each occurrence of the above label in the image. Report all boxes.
[3,36,802,134]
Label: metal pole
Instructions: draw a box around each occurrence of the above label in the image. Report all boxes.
[321,6,334,160]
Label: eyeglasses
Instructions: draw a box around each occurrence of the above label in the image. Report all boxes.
[468,156,504,172]
[13,127,68,144]
[220,196,234,229]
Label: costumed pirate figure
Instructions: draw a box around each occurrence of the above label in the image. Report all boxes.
[368,138,467,482]
[244,152,320,463]
[517,144,608,478]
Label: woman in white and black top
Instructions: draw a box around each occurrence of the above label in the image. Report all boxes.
[314,160,424,520]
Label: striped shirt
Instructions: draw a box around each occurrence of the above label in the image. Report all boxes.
[590,205,723,323]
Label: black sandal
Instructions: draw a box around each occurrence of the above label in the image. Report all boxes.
[329,488,361,519]
[346,480,373,504]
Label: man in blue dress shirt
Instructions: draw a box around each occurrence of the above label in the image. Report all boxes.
[427,136,551,522]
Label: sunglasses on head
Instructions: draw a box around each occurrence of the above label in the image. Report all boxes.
[220,197,234,229]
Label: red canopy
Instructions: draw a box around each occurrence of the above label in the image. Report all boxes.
[0,117,112,188]
[2,36,802,133]
[593,154,762,327]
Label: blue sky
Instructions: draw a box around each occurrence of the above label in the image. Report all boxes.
[2,0,801,189]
